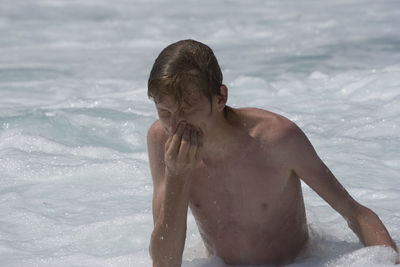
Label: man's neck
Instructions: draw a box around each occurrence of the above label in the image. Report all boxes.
[201,107,247,162]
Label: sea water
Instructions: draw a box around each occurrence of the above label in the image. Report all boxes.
[0,0,399,266]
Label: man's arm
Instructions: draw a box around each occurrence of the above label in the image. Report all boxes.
[147,121,202,267]
[280,121,398,256]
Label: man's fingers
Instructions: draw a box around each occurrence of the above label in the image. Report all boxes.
[167,122,186,156]
[195,130,203,161]
[179,125,191,157]
[187,127,198,160]
[165,134,172,149]
[191,127,197,146]
[165,122,202,175]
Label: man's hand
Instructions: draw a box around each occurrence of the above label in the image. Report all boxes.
[164,121,203,179]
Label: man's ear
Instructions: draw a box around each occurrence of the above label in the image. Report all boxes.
[216,85,228,112]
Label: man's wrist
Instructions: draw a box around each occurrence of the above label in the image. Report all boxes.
[165,168,191,189]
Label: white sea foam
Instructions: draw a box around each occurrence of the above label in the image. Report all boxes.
[1,0,399,266]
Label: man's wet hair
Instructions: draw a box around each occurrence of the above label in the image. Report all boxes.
[148,39,225,112]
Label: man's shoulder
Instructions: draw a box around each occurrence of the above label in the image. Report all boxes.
[147,120,168,146]
[241,108,309,164]
[239,108,300,142]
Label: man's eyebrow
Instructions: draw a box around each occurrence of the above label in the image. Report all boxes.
[156,103,179,111]
[155,102,172,109]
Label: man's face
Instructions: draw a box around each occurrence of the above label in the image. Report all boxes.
[155,87,214,137]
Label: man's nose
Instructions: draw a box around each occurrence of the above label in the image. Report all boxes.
[169,112,184,133]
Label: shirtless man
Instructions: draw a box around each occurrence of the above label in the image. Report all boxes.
[146,39,398,266]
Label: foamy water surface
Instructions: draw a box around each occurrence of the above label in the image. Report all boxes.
[0,0,399,266]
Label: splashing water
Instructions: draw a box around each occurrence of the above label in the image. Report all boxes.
[0,0,399,266]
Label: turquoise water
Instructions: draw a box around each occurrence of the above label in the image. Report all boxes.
[1,0,399,266]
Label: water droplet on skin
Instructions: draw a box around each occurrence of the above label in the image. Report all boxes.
[213,200,217,205]
[160,236,164,240]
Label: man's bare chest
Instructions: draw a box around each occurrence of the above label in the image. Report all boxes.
[185,136,309,262]
[187,154,307,257]
[188,153,293,223]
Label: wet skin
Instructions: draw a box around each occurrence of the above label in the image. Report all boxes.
[149,87,309,264]
[148,88,398,266]
[187,108,309,264]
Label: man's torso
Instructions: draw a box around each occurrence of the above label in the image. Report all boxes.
[187,108,309,265]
